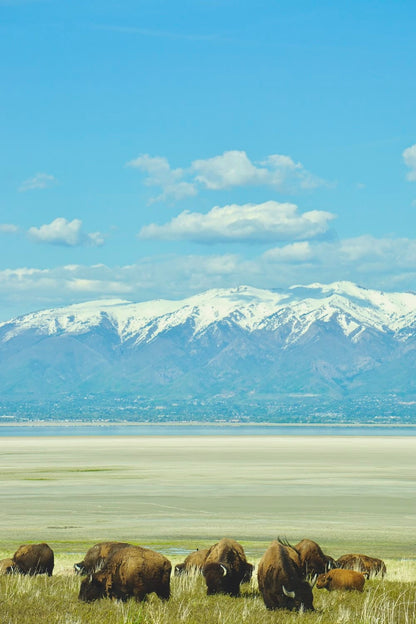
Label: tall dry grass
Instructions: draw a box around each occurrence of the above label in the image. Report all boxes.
[0,558,415,623]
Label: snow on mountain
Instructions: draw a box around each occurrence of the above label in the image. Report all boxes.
[1,281,416,403]
[2,282,416,345]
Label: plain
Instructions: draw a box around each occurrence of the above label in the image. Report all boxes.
[1,434,415,622]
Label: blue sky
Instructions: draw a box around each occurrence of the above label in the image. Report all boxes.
[1,0,416,320]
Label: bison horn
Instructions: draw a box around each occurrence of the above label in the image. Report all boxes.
[310,574,318,588]
[220,564,227,576]
[282,585,296,598]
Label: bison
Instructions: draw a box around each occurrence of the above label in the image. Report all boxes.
[74,541,131,575]
[78,545,171,602]
[174,548,210,576]
[11,543,54,576]
[336,553,386,578]
[316,568,365,592]
[202,538,253,596]
[257,540,314,611]
[294,539,335,577]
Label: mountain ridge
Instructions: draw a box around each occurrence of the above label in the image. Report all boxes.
[1,282,416,412]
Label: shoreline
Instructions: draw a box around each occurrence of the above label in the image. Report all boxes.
[1,420,416,428]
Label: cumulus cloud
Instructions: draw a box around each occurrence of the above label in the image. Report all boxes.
[139,201,335,243]
[403,144,416,181]
[3,235,416,320]
[27,218,104,247]
[126,154,197,202]
[192,151,326,191]
[127,150,328,202]
[19,173,57,192]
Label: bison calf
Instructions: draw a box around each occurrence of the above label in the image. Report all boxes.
[316,569,365,592]
[78,545,171,603]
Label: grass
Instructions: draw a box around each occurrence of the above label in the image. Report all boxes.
[0,555,415,624]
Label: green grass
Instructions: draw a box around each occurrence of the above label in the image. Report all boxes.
[0,556,415,624]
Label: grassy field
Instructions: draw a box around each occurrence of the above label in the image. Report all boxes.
[0,554,415,624]
[1,434,415,622]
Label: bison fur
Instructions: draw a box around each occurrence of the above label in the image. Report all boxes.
[257,540,314,612]
[174,548,209,576]
[336,553,386,578]
[202,538,252,596]
[316,568,365,592]
[78,545,171,603]
[11,543,54,576]
[294,538,334,577]
[74,541,131,575]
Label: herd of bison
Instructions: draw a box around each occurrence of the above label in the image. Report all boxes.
[0,537,387,612]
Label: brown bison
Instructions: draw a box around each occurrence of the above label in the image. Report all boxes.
[202,538,253,596]
[11,543,54,576]
[294,539,335,577]
[74,541,131,575]
[174,548,210,576]
[257,540,314,611]
[336,553,386,578]
[316,568,365,592]
[78,545,171,602]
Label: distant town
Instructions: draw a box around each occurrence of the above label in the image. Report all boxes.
[1,394,415,425]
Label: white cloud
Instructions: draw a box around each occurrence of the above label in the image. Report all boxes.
[127,154,197,202]
[3,235,416,320]
[0,224,19,233]
[139,201,335,243]
[192,151,266,189]
[403,144,416,181]
[263,241,314,262]
[264,235,416,271]
[192,151,328,191]
[127,150,328,202]
[19,173,57,192]
[27,218,104,247]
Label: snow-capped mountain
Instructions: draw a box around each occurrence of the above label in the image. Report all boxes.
[1,282,416,404]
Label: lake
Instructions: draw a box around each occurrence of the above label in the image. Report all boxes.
[1,422,416,436]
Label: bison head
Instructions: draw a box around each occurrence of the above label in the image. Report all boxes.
[174,562,186,576]
[78,573,107,602]
[0,558,17,575]
[74,561,87,575]
[316,573,330,589]
[242,562,254,584]
[203,562,229,595]
[281,579,314,612]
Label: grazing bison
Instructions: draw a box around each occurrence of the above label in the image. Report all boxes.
[336,553,386,578]
[174,548,210,576]
[78,545,171,603]
[0,558,16,574]
[202,538,253,596]
[11,543,54,576]
[294,539,335,577]
[257,540,314,611]
[316,569,365,592]
[74,541,131,575]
